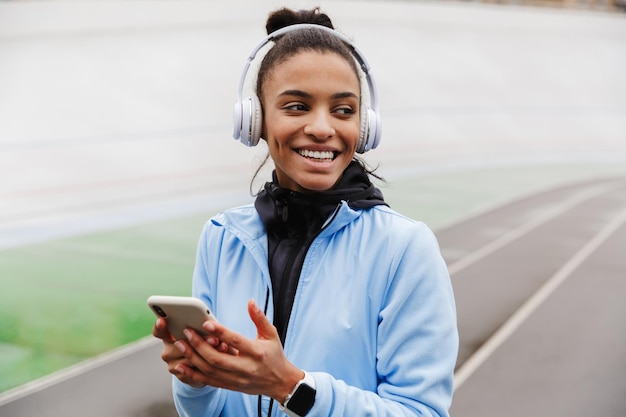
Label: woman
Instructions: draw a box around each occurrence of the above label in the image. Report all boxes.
[153,7,458,417]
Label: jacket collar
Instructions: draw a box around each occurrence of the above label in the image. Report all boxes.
[254,161,387,235]
[211,162,387,258]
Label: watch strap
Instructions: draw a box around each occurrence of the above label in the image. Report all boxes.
[279,371,316,417]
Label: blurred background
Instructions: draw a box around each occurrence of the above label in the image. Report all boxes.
[0,0,625,407]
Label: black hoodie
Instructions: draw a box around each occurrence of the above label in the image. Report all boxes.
[254,161,387,344]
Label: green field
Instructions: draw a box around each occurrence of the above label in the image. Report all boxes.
[1,163,624,393]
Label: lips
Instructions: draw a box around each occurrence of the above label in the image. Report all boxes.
[298,149,335,161]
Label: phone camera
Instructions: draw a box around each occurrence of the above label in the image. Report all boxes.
[152,305,167,318]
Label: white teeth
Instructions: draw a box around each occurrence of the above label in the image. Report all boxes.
[299,149,334,160]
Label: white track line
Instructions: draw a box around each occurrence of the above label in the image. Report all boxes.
[453,206,626,391]
[447,180,620,276]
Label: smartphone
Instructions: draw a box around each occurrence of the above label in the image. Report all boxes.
[147,295,217,340]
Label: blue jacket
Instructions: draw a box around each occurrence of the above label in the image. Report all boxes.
[173,201,458,417]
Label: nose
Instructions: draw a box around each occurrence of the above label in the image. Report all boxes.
[303,110,335,140]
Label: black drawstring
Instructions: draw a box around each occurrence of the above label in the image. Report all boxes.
[263,287,270,316]
[258,288,274,417]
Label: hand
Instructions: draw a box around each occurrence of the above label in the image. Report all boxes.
[152,317,229,388]
[173,299,304,402]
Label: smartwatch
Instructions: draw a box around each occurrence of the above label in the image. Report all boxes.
[279,371,316,417]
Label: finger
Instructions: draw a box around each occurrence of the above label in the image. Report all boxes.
[152,318,175,343]
[182,328,229,369]
[200,321,238,354]
[172,362,207,388]
[161,342,201,386]
[162,341,186,362]
[174,337,250,393]
[248,298,279,341]
[199,324,238,355]
[203,334,220,347]
[184,327,250,378]
[200,320,251,354]
[217,341,239,355]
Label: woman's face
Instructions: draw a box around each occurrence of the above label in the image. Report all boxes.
[261,50,361,193]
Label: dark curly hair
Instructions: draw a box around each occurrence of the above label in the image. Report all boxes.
[255,7,359,100]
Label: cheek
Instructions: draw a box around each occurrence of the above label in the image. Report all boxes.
[264,125,292,161]
[345,122,361,151]
[264,118,298,148]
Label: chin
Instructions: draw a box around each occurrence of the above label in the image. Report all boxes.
[297,177,341,193]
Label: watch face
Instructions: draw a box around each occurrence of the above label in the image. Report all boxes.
[287,383,316,416]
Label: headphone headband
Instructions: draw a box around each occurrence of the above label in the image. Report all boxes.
[233,23,381,153]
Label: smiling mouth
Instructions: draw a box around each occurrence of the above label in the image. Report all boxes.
[298,149,336,162]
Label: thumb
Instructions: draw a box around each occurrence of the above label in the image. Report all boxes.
[248,298,279,341]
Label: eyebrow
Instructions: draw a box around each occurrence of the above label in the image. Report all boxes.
[279,89,359,100]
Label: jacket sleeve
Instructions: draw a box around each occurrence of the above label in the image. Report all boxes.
[172,379,225,417]
[171,221,227,417]
[305,221,458,417]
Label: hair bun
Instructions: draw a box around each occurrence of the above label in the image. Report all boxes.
[265,7,334,35]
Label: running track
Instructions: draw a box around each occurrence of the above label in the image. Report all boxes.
[2,175,624,416]
[1,2,625,414]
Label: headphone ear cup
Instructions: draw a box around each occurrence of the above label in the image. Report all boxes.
[357,108,381,154]
[367,107,381,152]
[232,100,243,141]
[249,95,263,146]
[238,96,263,147]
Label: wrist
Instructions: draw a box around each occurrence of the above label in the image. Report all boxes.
[279,371,316,417]
[277,368,305,404]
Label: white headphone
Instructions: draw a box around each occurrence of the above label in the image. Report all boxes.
[232,23,381,154]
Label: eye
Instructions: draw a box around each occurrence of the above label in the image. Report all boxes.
[284,103,308,112]
[334,106,356,115]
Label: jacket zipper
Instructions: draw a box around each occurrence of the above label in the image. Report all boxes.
[260,202,342,417]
